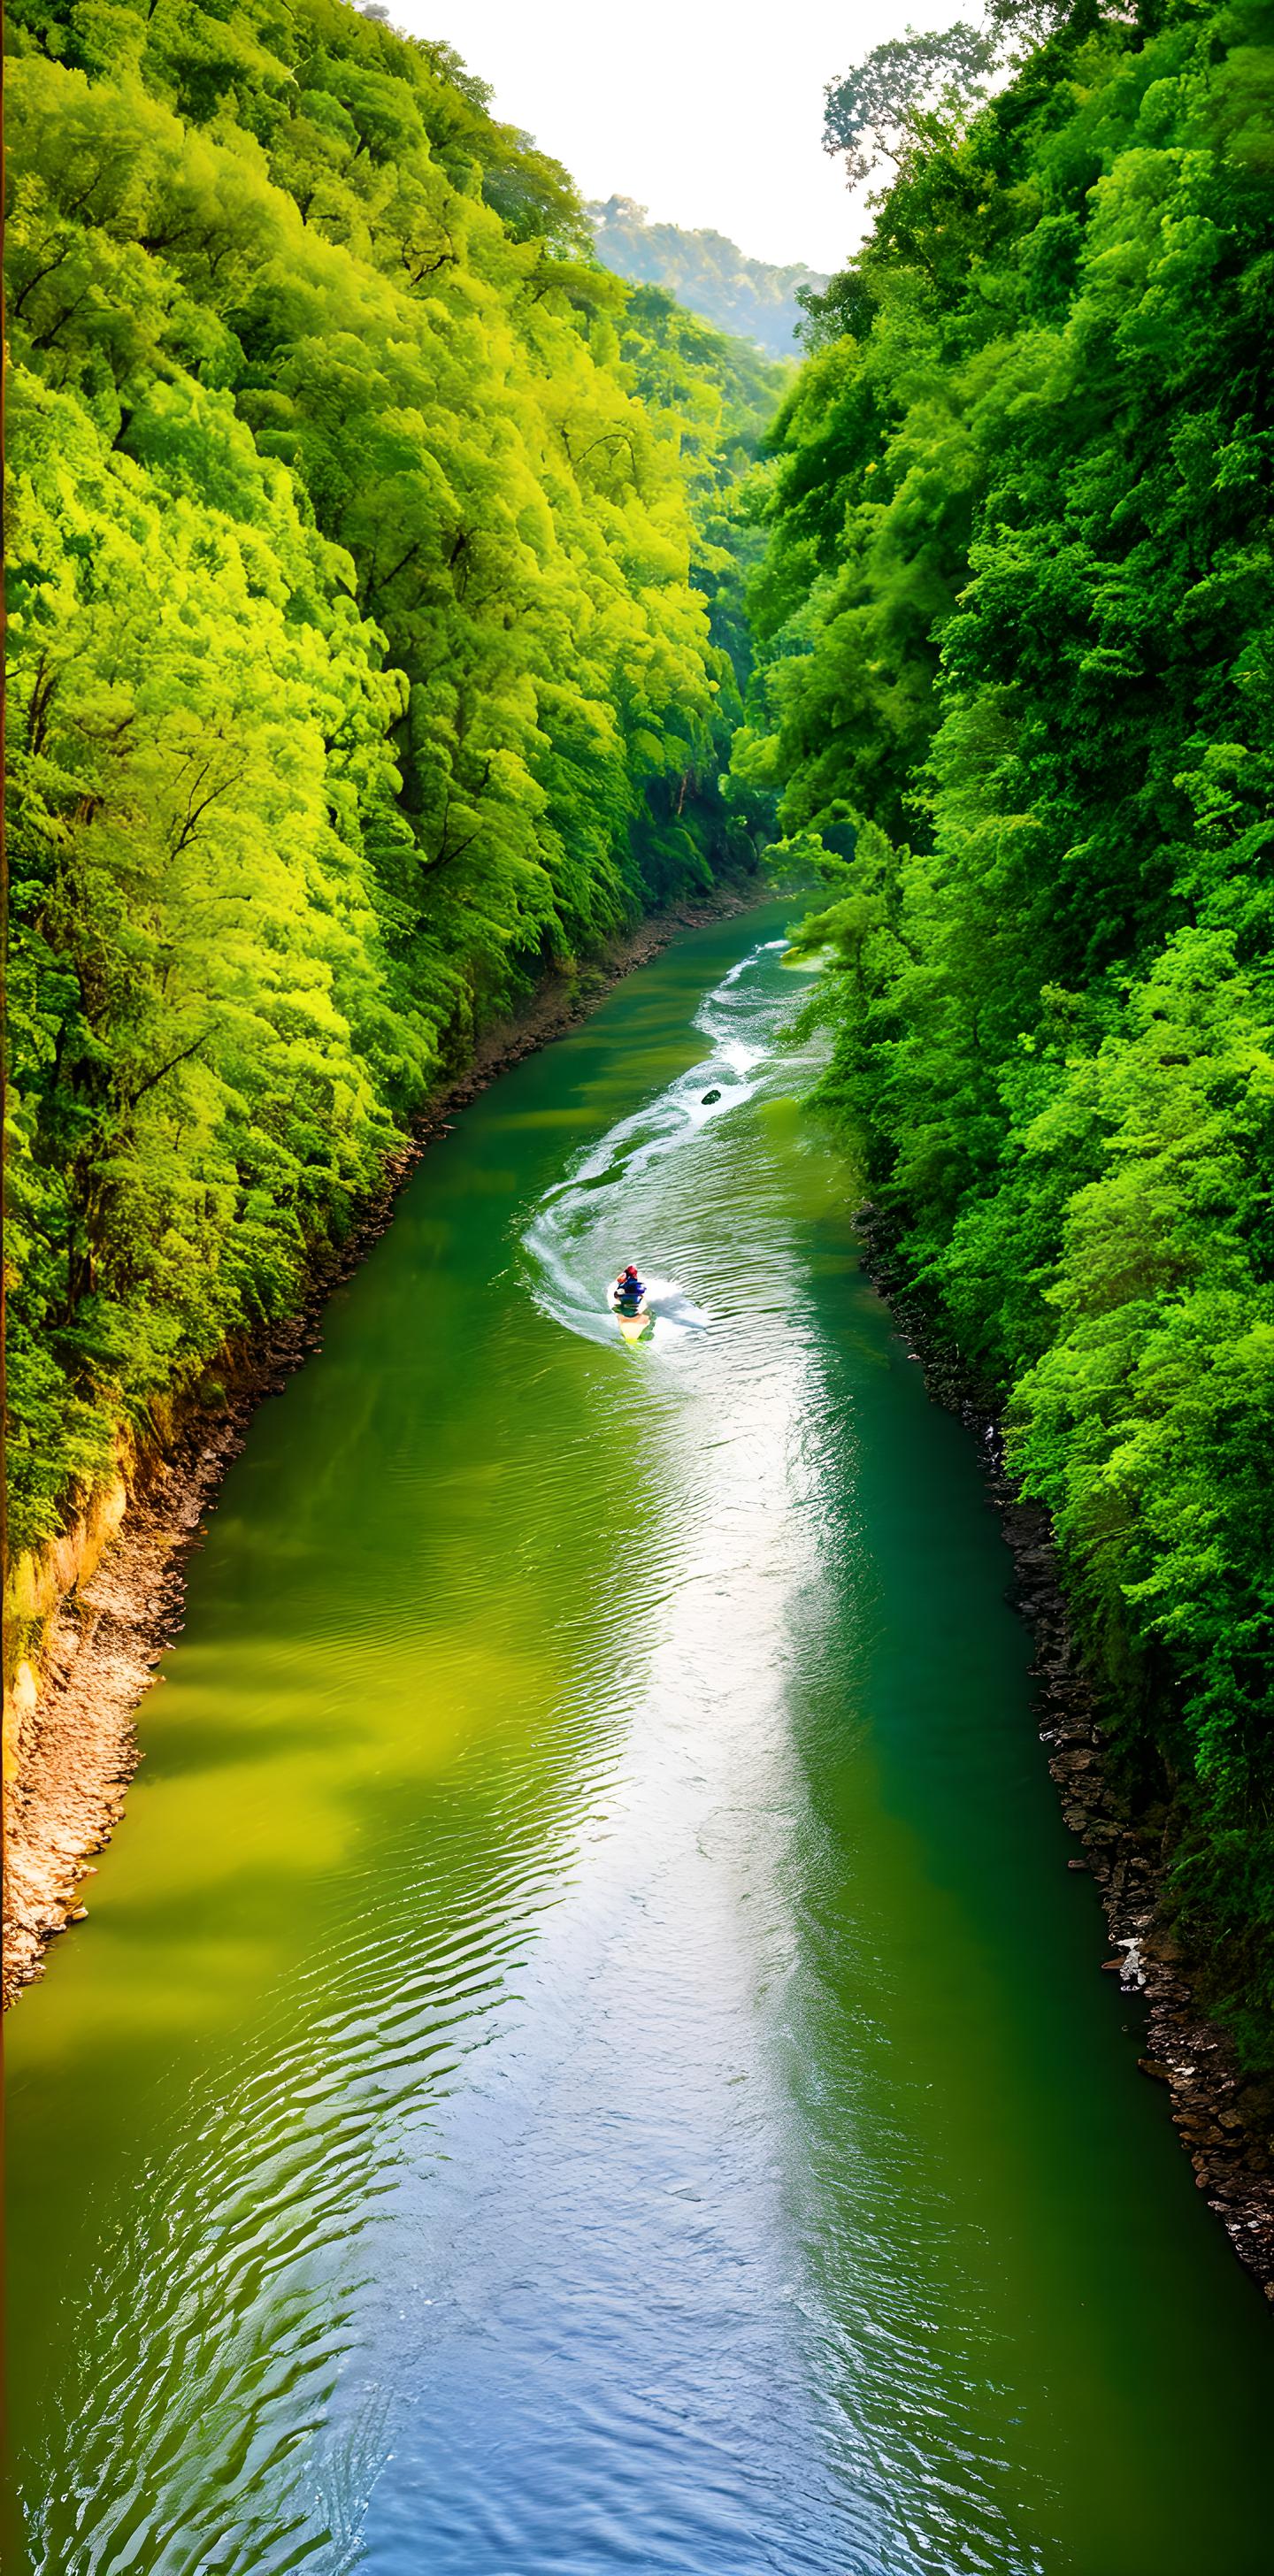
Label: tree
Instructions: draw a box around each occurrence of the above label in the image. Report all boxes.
[823,23,998,189]
[739,0,1274,2060]
[4,0,774,1562]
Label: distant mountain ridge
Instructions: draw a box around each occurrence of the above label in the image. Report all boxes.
[587,196,825,359]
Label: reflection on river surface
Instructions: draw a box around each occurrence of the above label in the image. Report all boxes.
[4,908,1272,2575]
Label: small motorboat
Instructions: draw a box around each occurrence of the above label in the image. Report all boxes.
[610,1271,651,1343]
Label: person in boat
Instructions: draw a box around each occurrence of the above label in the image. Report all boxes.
[615,1263,645,1304]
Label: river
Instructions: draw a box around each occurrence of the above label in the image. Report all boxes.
[4,907,1272,2575]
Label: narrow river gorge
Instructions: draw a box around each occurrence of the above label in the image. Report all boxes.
[5,909,1272,2576]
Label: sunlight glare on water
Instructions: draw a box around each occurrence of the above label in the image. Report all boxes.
[4,910,1272,2576]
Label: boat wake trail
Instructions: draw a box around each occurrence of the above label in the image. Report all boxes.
[522,939,803,1347]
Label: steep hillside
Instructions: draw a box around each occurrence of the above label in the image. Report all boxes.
[4,0,778,1570]
[588,193,824,357]
[737,0,1274,2064]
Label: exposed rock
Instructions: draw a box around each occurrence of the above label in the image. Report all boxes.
[3,883,764,2008]
[855,1202,1274,2311]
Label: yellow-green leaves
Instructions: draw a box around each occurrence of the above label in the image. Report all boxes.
[5,2,771,1556]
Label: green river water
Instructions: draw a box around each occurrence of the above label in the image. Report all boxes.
[4,908,1273,2575]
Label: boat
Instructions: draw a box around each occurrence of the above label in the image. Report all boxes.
[610,1273,652,1343]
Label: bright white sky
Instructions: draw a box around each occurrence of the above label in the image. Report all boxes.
[393,1,963,272]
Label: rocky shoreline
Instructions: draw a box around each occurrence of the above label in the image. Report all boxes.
[15,890,1270,2318]
[858,1212,1274,2309]
[3,884,763,2009]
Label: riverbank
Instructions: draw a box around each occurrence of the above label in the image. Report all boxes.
[856,1210,1274,2307]
[12,902,1274,2576]
[2,881,763,2008]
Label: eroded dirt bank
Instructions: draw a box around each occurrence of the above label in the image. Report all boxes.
[3,887,761,2008]
[12,893,1268,2327]
[858,1213,1274,2309]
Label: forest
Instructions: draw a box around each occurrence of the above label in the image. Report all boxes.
[587,194,825,359]
[8,7,1274,2553]
[4,0,779,1565]
[6,0,1272,2066]
[738,0,1274,2063]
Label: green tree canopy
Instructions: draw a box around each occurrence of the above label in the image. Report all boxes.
[4,0,776,1565]
[738,0,1274,2062]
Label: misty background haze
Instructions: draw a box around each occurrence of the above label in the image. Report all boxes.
[385,0,965,272]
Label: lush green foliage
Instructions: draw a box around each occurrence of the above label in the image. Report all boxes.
[588,195,825,359]
[741,0,1274,2058]
[822,19,998,192]
[4,0,775,1558]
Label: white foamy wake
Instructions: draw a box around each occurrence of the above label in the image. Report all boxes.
[521,939,799,1347]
